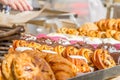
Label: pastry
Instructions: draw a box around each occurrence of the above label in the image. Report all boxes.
[57,27,68,34]
[12,52,55,80]
[78,22,99,31]
[54,45,66,55]
[92,49,116,69]
[45,54,77,80]
[105,30,116,38]
[39,45,53,51]
[12,40,41,50]
[96,19,106,31]
[67,28,79,35]
[87,30,99,37]
[62,46,78,58]
[78,48,94,66]
[68,55,90,73]
[0,63,5,80]
[114,31,120,41]
[2,53,16,80]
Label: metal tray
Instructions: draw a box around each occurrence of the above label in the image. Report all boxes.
[69,65,120,80]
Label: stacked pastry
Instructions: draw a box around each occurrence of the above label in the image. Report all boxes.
[57,19,120,41]
[9,40,116,73]
[95,19,120,31]
[1,50,76,80]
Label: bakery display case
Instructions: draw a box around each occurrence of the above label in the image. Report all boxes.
[0,0,120,80]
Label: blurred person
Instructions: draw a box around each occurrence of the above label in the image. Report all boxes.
[0,0,33,11]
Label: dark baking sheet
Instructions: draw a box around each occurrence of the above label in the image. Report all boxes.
[69,65,120,80]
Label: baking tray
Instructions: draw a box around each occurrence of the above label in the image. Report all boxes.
[69,65,120,80]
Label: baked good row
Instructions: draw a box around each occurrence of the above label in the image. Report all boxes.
[57,27,120,41]
[11,40,117,68]
[1,50,76,80]
[79,19,120,31]
[22,34,120,51]
[95,19,120,31]
[56,19,120,40]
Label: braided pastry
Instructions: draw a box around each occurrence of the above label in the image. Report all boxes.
[54,45,66,55]
[92,49,116,69]
[79,22,98,31]
[68,55,90,73]
[87,30,99,37]
[12,52,55,80]
[0,64,5,80]
[107,19,116,30]
[78,48,94,66]
[39,44,53,51]
[67,28,79,35]
[62,46,78,58]
[97,32,106,38]
[45,54,77,80]
[113,31,120,41]
[2,53,16,80]
[78,29,87,36]
[12,40,41,50]
[105,30,116,38]
[57,27,68,34]
[95,19,120,31]
[95,19,106,31]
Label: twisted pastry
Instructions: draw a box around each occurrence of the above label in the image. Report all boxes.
[57,27,68,34]
[97,32,106,38]
[54,45,66,55]
[39,44,53,51]
[96,19,106,31]
[12,40,41,50]
[68,55,90,73]
[105,30,116,38]
[61,46,90,73]
[12,40,27,49]
[87,30,99,37]
[78,22,99,31]
[78,48,94,66]
[45,54,77,80]
[0,64,5,80]
[113,31,120,41]
[92,49,116,69]
[62,46,78,58]
[2,53,16,80]
[107,19,116,30]
[78,29,87,36]
[96,19,120,31]
[67,28,79,35]
[12,52,55,80]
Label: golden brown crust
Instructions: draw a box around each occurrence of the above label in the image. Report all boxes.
[78,48,94,66]
[57,27,68,34]
[12,52,55,80]
[79,22,99,31]
[61,46,78,58]
[67,28,79,35]
[113,31,120,41]
[45,54,77,80]
[67,57,90,73]
[2,53,16,80]
[39,45,53,51]
[92,49,116,69]
[54,45,66,55]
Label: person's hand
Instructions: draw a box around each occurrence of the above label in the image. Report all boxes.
[0,0,33,11]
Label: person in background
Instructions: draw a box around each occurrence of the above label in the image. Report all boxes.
[0,0,33,11]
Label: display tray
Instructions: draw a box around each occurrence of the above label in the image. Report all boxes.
[70,65,120,80]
